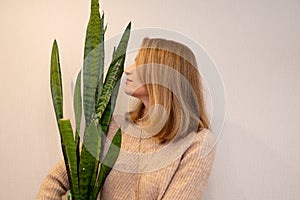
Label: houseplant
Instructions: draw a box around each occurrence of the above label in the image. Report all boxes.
[50,0,131,199]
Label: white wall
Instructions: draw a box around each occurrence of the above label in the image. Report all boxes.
[0,0,299,199]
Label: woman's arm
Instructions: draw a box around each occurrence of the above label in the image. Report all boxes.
[161,131,216,200]
[37,160,70,200]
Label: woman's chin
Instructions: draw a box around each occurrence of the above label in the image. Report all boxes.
[124,87,134,96]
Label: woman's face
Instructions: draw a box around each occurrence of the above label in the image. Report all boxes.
[124,61,148,100]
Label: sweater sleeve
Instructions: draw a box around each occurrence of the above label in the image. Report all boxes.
[36,160,70,200]
[161,131,216,200]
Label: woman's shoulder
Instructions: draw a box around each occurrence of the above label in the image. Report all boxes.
[195,128,215,142]
[189,128,217,158]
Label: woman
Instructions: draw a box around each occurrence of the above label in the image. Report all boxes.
[37,38,216,200]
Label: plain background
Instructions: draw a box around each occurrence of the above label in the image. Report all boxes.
[0,0,299,199]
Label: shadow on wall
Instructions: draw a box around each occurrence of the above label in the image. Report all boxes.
[203,121,300,200]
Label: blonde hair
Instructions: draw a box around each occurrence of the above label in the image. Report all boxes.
[128,38,210,144]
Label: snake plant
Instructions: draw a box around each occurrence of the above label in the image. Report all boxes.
[50,0,131,199]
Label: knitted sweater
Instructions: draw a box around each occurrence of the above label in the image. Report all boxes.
[37,119,216,200]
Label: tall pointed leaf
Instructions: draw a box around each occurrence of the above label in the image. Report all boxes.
[73,70,82,176]
[50,40,63,121]
[73,70,82,143]
[58,119,79,200]
[83,0,104,126]
[100,80,121,134]
[88,127,105,200]
[95,22,131,119]
[94,13,105,107]
[74,70,82,134]
[98,46,119,134]
[90,128,122,199]
[79,119,101,199]
[112,22,131,62]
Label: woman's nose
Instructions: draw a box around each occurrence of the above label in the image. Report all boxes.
[124,63,135,75]
[124,69,131,75]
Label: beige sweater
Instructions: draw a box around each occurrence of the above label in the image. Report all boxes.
[37,119,216,200]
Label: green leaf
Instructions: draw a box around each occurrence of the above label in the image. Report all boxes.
[74,70,82,138]
[73,71,82,174]
[58,119,79,200]
[90,128,122,199]
[73,70,82,173]
[100,79,121,134]
[112,22,131,61]
[50,40,63,121]
[99,44,119,134]
[88,127,105,200]
[94,13,105,107]
[75,129,80,184]
[79,120,101,199]
[95,22,131,119]
[83,0,104,126]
